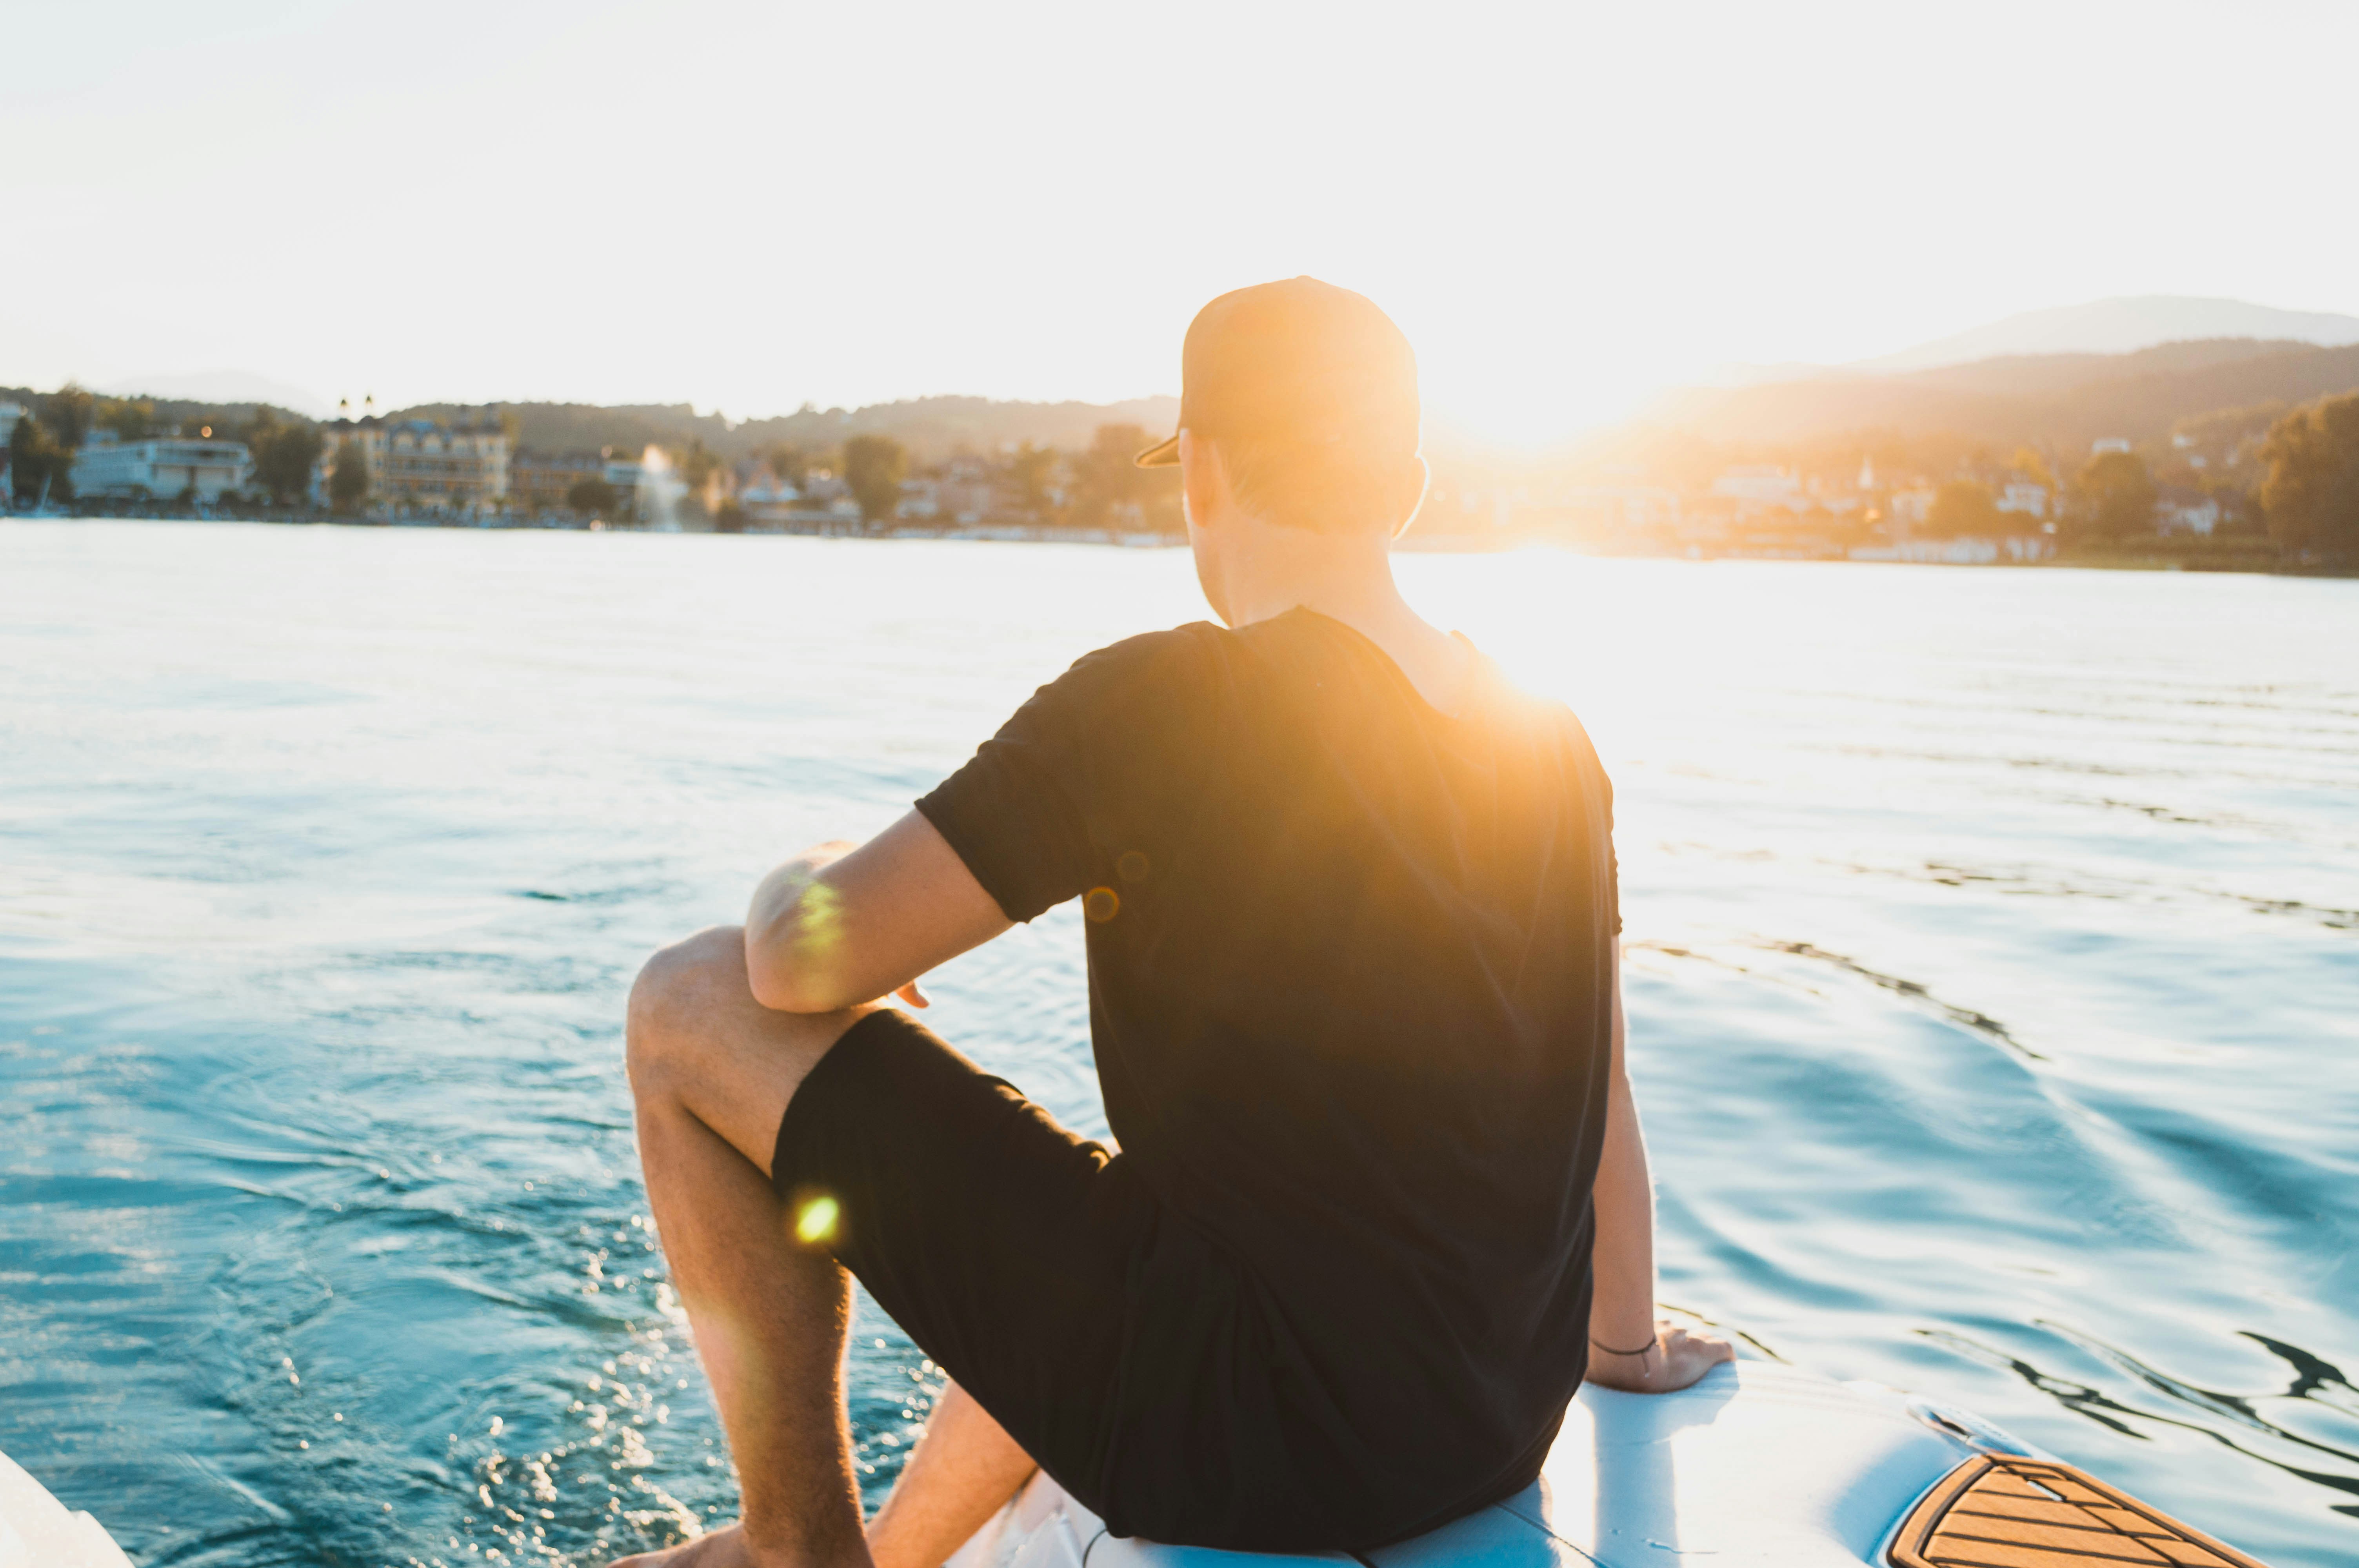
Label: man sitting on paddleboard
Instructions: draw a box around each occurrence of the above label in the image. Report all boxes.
[613,278,1733,1568]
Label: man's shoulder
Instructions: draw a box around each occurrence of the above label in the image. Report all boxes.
[1459,658,1613,791]
[1055,622,1229,692]
[1457,650,1584,735]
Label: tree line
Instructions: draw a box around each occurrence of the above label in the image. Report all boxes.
[1918,448,2160,545]
[1607,385,2359,564]
[685,424,1178,536]
[2256,393,2359,560]
[1911,392,2359,560]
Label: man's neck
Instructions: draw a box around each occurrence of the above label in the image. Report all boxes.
[1216,523,1470,714]
[1218,528,1398,630]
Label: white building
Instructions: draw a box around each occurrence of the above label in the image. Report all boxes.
[1711,465,1802,506]
[72,430,253,501]
[737,468,802,525]
[936,457,996,525]
[0,403,23,494]
[896,477,940,519]
[1888,488,1937,528]
[2156,492,2220,535]
[1996,482,2049,519]
[2091,437,2132,455]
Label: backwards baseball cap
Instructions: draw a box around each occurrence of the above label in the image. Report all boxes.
[1134,276,1419,468]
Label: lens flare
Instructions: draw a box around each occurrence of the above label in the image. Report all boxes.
[795,1195,840,1244]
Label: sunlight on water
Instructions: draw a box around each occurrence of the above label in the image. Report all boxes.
[1,522,2354,1566]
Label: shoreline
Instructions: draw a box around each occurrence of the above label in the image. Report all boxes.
[5,509,2350,576]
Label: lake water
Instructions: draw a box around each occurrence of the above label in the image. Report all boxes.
[2,520,2355,1568]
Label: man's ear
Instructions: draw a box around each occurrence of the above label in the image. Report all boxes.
[1179,430,1225,531]
[1391,456,1433,541]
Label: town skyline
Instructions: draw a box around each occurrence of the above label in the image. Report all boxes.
[16,319,2356,570]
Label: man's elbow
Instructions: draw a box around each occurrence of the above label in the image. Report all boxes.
[743,930,843,1014]
[745,869,859,1013]
[745,955,801,1013]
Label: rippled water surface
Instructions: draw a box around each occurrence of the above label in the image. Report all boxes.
[3,521,2355,1567]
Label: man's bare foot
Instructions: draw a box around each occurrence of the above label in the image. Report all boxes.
[605,1521,804,1568]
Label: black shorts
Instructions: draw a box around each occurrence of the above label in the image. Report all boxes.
[772,1009,1390,1549]
[772,1009,1548,1550]
[770,1009,1143,1511]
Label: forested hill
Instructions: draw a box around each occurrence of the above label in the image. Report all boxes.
[1648,338,2359,447]
[388,394,1181,463]
[0,387,303,435]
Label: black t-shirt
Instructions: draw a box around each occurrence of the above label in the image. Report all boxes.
[916,606,1621,1531]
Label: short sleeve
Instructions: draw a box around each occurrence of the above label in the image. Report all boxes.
[1556,705,1621,938]
[1606,833,1622,937]
[917,628,1218,924]
[1601,764,1621,937]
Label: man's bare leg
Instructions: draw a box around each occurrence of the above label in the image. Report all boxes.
[606,926,880,1568]
[867,1382,1037,1568]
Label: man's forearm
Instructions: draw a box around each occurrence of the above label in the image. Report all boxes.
[742,812,1015,1016]
[1587,1067,1659,1356]
[1583,947,1736,1394]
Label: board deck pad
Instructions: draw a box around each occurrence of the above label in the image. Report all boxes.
[1887,1454,2266,1568]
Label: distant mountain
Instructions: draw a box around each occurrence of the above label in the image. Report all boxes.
[392,393,1181,464]
[101,370,331,419]
[1859,296,2359,372]
[1648,338,2359,449]
[736,394,1179,464]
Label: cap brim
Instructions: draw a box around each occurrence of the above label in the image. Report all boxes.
[1133,433,1180,468]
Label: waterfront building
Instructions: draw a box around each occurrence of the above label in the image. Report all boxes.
[603,457,644,519]
[754,467,864,528]
[2156,487,2220,535]
[509,450,609,512]
[896,477,941,520]
[313,410,510,513]
[1711,465,1803,508]
[1996,482,2050,519]
[1888,487,1937,530]
[736,466,803,526]
[0,402,22,496]
[71,430,254,502]
[935,456,996,526]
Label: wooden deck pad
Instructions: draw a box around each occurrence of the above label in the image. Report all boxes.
[1887,1454,2268,1568]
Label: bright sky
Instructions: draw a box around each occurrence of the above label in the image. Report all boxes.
[7,0,2354,445]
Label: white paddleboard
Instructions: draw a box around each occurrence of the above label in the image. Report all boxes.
[0,1448,134,1568]
[1,1362,2261,1567]
[944,1361,2245,1568]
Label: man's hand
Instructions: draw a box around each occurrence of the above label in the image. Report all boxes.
[1583,1319,1736,1394]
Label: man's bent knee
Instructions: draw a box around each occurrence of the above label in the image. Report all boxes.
[626,925,750,1095]
[625,924,874,1172]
